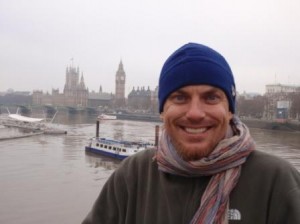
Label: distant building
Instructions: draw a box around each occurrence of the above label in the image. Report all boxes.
[238,91,261,100]
[264,83,300,120]
[0,90,32,105]
[51,88,65,106]
[63,66,88,107]
[9,60,161,114]
[266,84,298,94]
[127,86,159,113]
[114,61,126,108]
[88,86,113,108]
[128,86,151,111]
[32,65,89,107]
[151,86,159,113]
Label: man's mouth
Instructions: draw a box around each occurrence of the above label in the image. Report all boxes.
[184,127,208,134]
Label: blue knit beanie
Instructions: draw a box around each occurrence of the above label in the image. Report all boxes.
[158,43,236,113]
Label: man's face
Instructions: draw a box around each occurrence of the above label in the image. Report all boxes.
[161,85,233,161]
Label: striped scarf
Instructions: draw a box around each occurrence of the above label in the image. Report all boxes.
[155,116,255,224]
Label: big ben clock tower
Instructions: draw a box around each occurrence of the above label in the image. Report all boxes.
[115,60,126,108]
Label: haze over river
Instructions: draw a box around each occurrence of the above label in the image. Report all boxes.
[0,114,299,224]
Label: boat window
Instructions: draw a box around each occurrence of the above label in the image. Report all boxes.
[96,143,99,147]
[122,149,126,152]
[100,144,103,147]
[104,145,107,149]
[113,147,116,151]
[108,146,112,150]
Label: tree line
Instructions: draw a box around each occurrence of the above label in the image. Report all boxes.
[237,92,300,120]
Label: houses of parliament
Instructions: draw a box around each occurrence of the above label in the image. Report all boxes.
[31,61,158,112]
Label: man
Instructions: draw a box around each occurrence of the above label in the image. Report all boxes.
[83,43,300,224]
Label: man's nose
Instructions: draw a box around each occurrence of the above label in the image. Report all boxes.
[185,98,206,119]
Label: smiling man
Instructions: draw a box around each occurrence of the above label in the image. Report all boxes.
[161,85,233,161]
[83,43,300,224]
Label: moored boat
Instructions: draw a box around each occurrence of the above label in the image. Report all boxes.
[97,113,117,120]
[0,109,67,135]
[85,121,160,160]
[85,137,153,159]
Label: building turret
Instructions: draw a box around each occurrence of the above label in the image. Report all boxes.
[63,64,88,107]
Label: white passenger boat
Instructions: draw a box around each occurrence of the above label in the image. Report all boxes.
[85,137,153,160]
[97,113,117,120]
[85,121,159,160]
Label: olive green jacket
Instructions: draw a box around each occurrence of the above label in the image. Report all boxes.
[83,150,300,224]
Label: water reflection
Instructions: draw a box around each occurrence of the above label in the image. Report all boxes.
[0,126,36,139]
[53,112,98,124]
[251,128,300,149]
[85,152,120,170]
[249,128,300,170]
[97,120,126,140]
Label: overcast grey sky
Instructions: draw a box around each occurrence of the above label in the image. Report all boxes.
[1,0,300,95]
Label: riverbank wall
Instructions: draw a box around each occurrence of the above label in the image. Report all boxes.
[241,118,300,132]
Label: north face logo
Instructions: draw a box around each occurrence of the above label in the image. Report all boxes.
[228,209,241,220]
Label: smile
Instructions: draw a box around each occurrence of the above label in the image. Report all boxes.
[184,127,208,134]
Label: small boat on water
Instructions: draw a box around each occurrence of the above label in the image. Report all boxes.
[85,137,153,160]
[97,113,117,120]
[85,121,159,160]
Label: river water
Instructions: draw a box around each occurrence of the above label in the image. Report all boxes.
[0,115,299,224]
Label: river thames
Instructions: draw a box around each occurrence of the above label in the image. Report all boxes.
[0,115,299,224]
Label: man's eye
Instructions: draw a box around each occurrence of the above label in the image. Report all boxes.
[172,95,186,103]
[206,94,221,103]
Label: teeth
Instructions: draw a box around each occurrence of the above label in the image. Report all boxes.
[185,127,207,134]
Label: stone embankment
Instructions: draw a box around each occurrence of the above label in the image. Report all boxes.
[241,118,300,132]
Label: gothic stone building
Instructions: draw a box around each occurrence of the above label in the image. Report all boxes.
[127,86,152,112]
[32,65,88,107]
[88,86,113,108]
[63,66,88,107]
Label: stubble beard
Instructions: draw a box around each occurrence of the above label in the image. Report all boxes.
[170,138,212,161]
